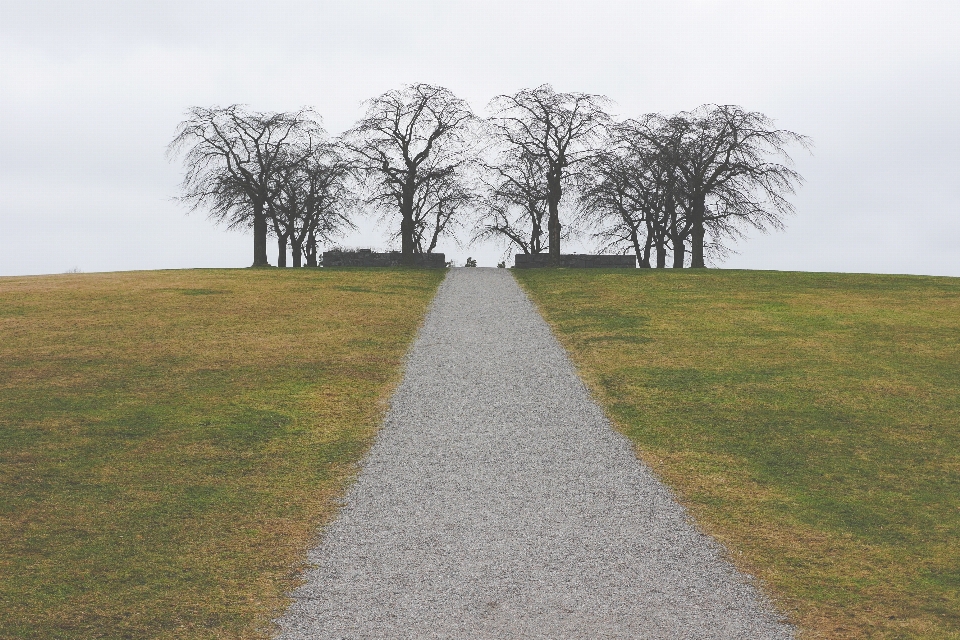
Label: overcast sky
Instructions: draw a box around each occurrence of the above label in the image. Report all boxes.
[2,0,958,275]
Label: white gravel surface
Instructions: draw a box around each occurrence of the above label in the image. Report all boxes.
[275,267,794,639]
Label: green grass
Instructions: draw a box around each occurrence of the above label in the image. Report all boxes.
[515,268,960,639]
[0,268,445,639]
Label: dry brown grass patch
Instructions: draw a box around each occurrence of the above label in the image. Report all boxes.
[0,267,445,639]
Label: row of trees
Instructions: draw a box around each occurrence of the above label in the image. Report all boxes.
[169,84,808,268]
[168,107,350,267]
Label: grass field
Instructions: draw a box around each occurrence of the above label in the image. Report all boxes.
[0,268,445,639]
[516,268,960,639]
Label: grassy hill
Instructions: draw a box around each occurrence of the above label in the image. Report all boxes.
[516,268,960,639]
[0,268,445,639]
[5,266,957,638]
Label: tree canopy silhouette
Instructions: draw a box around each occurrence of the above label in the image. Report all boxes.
[168,105,319,267]
[487,85,612,265]
[344,84,477,265]
[270,140,352,267]
[581,105,809,267]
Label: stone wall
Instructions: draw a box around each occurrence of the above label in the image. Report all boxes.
[322,250,447,268]
[513,254,637,269]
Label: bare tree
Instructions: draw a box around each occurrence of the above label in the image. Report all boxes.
[579,140,662,267]
[473,151,550,255]
[302,151,354,267]
[580,118,690,268]
[408,162,474,254]
[269,138,319,268]
[641,106,809,268]
[487,85,611,265]
[344,84,477,265]
[168,105,317,266]
[579,149,643,263]
[584,108,808,268]
[271,141,353,267]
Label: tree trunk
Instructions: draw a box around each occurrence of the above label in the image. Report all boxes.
[306,229,317,267]
[531,216,543,254]
[656,236,667,268]
[690,197,706,268]
[547,172,562,267]
[400,177,416,266]
[277,233,288,268]
[641,225,653,268]
[658,195,674,269]
[292,239,302,268]
[400,214,415,265]
[548,211,560,266]
[427,210,442,254]
[253,203,269,267]
[631,226,650,268]
[672,238,685,268]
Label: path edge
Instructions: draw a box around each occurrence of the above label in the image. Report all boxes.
[508,269,798,634]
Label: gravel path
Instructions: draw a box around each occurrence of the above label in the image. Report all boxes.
[275,268,794,639]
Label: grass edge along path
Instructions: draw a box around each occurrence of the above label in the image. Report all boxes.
[0,267,445,639]
[515,268,960,639]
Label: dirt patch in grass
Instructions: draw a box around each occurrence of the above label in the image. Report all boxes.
[0,267,445,639]
[516,268,960,639]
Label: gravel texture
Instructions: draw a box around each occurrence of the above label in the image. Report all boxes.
[275,268,794,639]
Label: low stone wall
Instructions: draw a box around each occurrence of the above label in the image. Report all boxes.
[514,254,637,269]
[322,250,446,268]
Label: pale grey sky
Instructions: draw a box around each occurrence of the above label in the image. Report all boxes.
[1,0,958,274]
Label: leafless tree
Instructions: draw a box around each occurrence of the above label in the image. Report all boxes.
[302,152,354,267]
[487,85,612,265]
[624,117,691,268]
[473,151,550,255]
[579,130,676,268]
[168,105,318,266]
[409,162,474,254]
[641,106,809,268]
[271,141,353,267]
[583,108,808,268]
[580,120,687,268]
[344,84,477,264]
[268,134,322,267]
